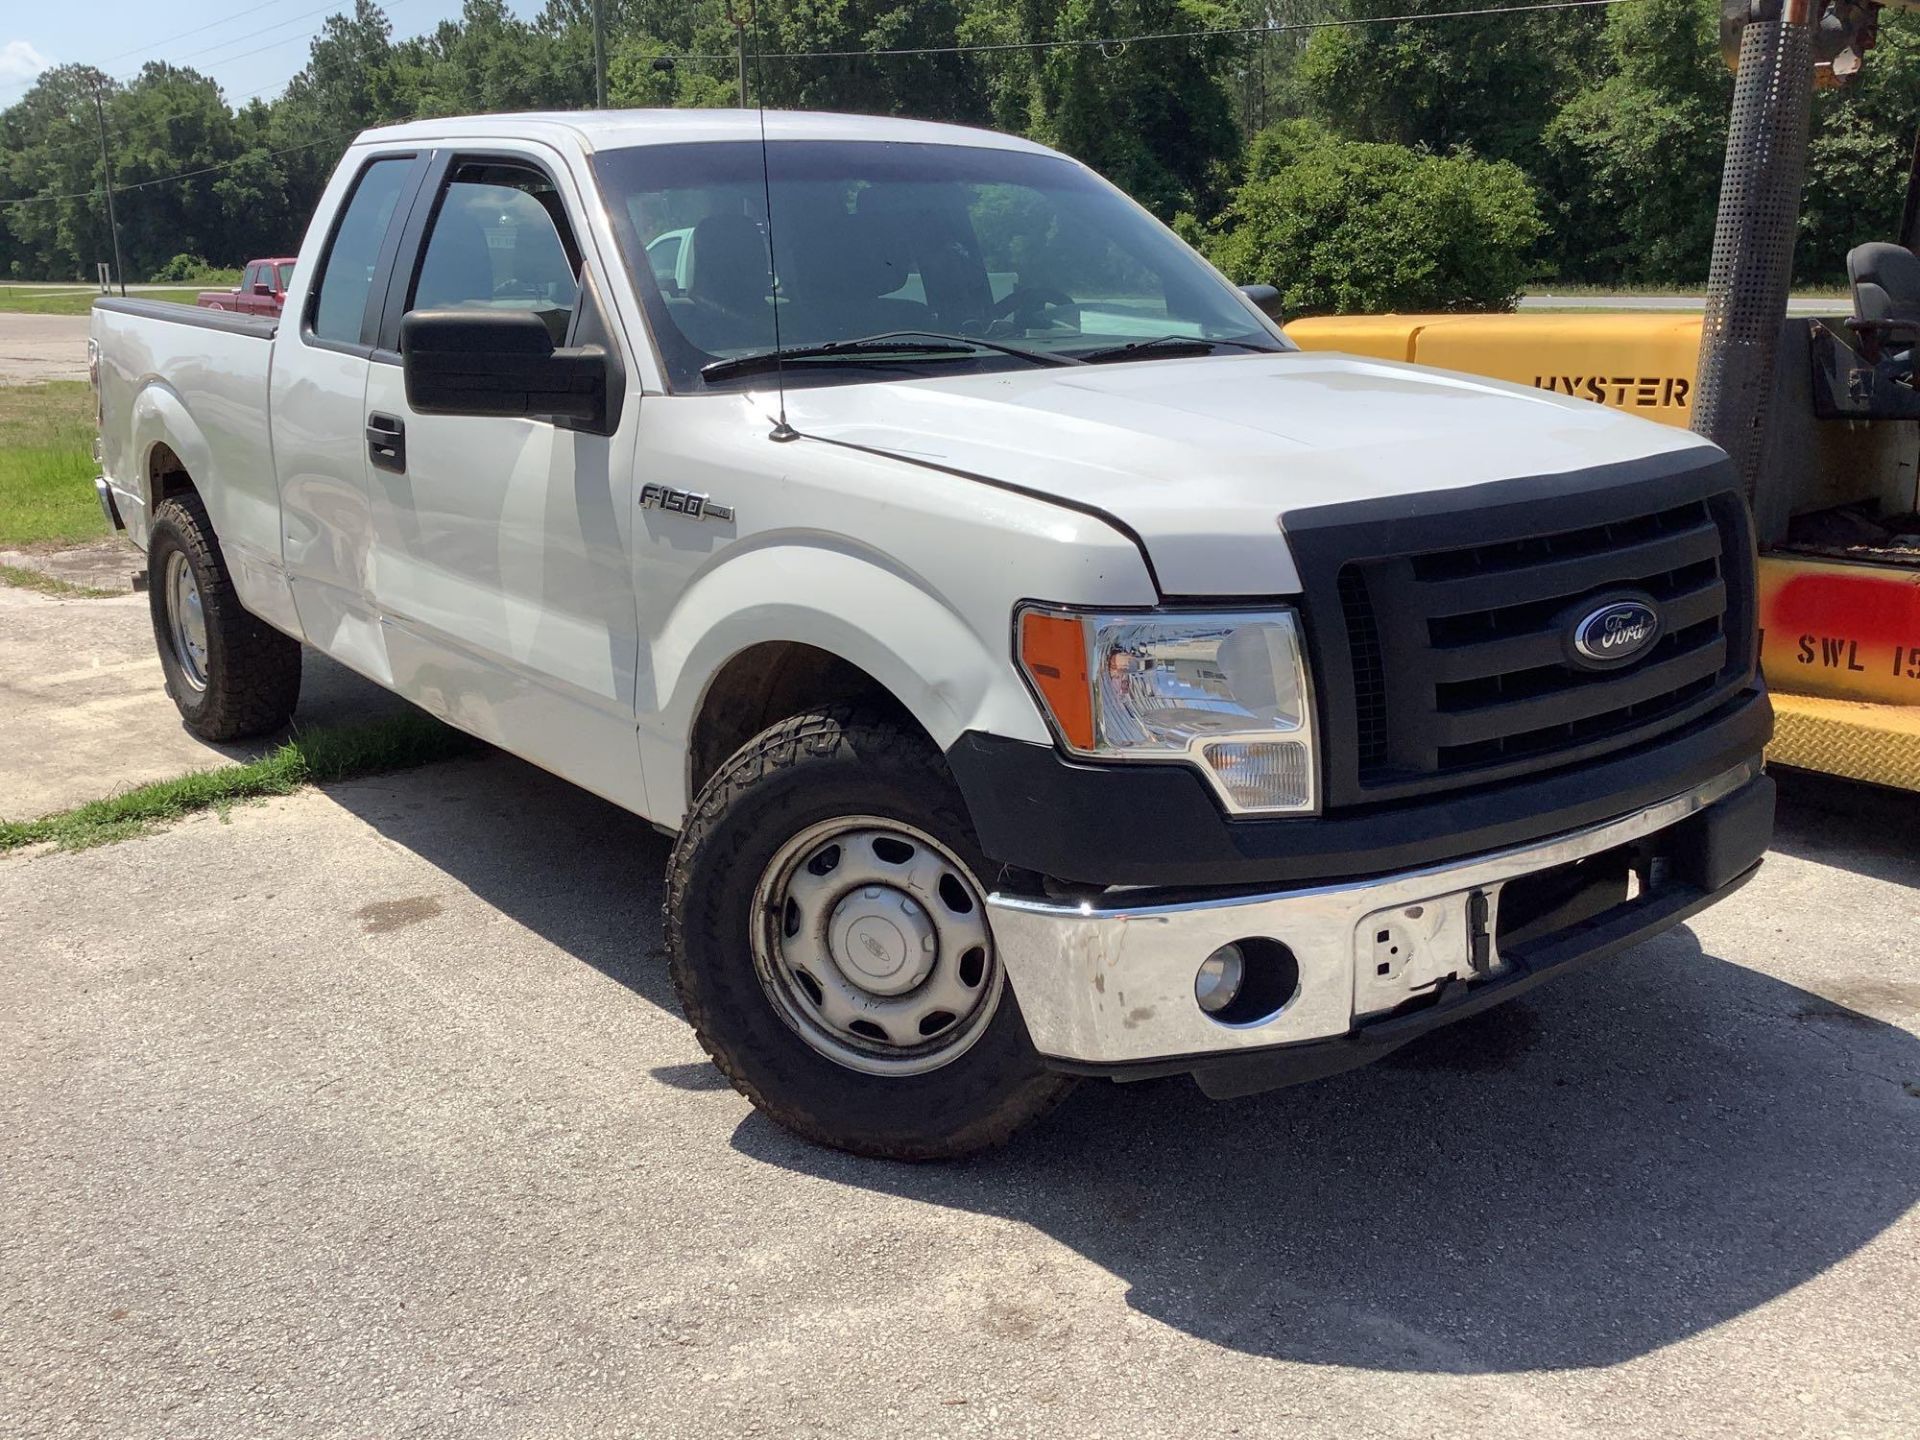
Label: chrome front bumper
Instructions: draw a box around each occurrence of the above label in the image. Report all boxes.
[987,761,1764,1069]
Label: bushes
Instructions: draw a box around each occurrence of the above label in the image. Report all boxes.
[1204,127,1544,315]
[148,254,240,284]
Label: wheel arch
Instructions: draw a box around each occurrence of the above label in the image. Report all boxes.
[649,545,1051,824]
[131,385,217,529]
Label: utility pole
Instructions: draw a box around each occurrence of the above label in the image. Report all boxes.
[727,1,750,107]
[91,89,126,298]
[591,0,607,108]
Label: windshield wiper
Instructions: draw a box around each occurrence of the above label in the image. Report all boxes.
[1076,335,1281,364]
[701,330,1083,383]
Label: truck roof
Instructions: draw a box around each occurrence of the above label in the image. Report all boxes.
[356,109,1060,157]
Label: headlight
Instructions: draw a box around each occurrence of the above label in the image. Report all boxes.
[1016,605,1317,814]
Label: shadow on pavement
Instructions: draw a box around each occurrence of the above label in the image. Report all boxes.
[1767,768,1920,886]
[325,746,1920,1375]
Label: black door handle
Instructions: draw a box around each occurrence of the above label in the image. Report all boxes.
[366,412,406,473]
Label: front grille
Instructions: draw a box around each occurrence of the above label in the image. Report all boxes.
[1339,565,1389,769]
[1285,457,1758,808]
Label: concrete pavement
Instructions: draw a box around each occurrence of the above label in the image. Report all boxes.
[0,587,406,819]
[2,739,1917,1436]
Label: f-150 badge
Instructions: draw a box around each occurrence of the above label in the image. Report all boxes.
[640,484,734,523]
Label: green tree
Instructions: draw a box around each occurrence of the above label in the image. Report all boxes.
[1540,0,1728,284]
[1799,14,1920,283]
[973,0,1243,218]
[1205,121,1543,313]
[1298,0,1604,169]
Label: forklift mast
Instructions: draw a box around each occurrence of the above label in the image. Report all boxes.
[1692,1,1818,496]
[1694,2,1918,487]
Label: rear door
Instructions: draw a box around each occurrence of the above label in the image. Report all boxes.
[359,145,646,811]
[272,149,429,678]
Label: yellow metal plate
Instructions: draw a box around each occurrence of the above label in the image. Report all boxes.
[1768,691,1920,792]
[1285,313,1703,428]
[1281,314,1433,363]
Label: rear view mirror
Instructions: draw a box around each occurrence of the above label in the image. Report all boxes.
[1240,284,1285,323]
[401,309,613,433]
[252,280,273,296]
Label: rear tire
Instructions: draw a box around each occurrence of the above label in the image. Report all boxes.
[148,493,301,741]
[666,707,1075,1160]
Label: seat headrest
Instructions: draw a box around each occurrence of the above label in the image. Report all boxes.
[686,214,772,314]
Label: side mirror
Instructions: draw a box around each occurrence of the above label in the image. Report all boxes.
[1240,284,1285,323]
[401,309,612,433]
[252,280,273,296]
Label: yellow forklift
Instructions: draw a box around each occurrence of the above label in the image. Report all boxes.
[1288,0,1920,791]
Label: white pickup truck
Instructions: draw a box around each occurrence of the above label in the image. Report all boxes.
[91,110,1774,1158]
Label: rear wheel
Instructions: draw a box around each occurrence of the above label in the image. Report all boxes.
[666,707,1075,1159]
[148,493,301,741]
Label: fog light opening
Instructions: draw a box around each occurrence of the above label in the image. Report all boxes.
[1197,937,1301,1026]
[1194,944,1246,1014]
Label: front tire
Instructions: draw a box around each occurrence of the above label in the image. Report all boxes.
[149,493,301,741]
[666,708,1075,1160]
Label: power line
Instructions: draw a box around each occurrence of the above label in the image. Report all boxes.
[0,127,361,212]
[2,0,1628,214]
[100,0,316,68]
[113,0,426,85]
[665,0,1628,63]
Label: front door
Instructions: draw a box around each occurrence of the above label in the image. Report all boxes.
[359,148,646,811]
[274,150,426,680]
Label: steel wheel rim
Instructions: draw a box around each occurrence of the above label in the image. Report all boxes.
[751,815,1004,1076]
[165,550,209,692]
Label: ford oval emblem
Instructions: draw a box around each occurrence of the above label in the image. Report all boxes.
[1572,598,1661,668]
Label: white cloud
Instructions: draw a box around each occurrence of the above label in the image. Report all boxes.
[0,39,53,107]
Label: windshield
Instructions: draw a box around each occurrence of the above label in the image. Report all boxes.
[593,140,1286,392]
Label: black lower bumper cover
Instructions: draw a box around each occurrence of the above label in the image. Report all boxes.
[947,689,1771,889]
[1050,772,1776,1100]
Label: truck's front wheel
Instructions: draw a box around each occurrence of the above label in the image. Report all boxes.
[666,708,1075,1159]
[149,494,301,741]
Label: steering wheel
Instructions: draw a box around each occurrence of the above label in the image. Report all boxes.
[990,285,1075,327]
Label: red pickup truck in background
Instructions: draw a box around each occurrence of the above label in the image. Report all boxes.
[196,257,296,315]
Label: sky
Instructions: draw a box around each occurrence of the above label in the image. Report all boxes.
[1,0,534,110]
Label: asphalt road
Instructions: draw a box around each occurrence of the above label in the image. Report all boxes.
[3,739,1917,1437]
[1517,294,1846,314]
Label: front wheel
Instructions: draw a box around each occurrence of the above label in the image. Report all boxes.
[666,707,1075,1159]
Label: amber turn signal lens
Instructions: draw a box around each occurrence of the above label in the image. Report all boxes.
[1017,610,1095,751]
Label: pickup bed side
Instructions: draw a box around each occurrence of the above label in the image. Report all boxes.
[93,301,300,639]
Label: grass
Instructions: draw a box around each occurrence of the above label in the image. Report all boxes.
[0,285,203,316]
[0,710,476,853]
[0,382,107,548]
[0,562,115,598]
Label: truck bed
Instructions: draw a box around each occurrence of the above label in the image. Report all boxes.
[91,298,287,630]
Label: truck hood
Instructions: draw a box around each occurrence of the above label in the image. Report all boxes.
[779,350,1717,595]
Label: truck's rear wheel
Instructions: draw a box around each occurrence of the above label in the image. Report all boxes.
[149,493,301,741]
[666,707,1075,1160]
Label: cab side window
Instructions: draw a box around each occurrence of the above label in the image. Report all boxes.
[408,162,581,345]
[309,156,414,344]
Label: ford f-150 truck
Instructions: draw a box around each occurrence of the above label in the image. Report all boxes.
[89,111,1775,1159]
